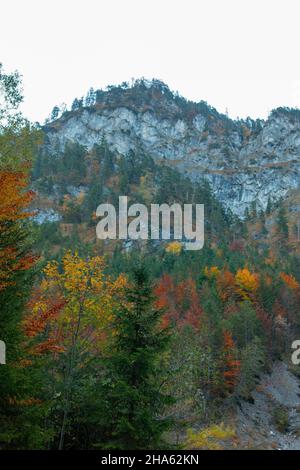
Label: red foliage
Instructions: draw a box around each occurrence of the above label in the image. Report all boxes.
[229,239,245,252]
[154,275,203,329]
[25,294,66,338]
[24,292,66,355]
[255,305,272,333]
[280,272,299,290]
[217,270,236,302]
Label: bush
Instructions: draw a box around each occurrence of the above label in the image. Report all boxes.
[273,405,289,433]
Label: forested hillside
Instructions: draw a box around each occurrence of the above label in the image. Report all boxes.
[1,66,300,450]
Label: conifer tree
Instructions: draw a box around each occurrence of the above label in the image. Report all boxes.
[101,264,173,450]
[276,204,289,251]
[266,196,272,215]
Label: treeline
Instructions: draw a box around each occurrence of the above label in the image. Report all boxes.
[31,136,230,258]
[45,78,264,139]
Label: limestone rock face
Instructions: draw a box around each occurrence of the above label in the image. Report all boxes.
[44,82,300,217]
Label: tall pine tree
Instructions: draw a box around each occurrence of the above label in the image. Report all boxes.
[101,264,173,450]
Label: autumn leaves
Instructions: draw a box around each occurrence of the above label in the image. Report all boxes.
[24,252,127,358]
[0,169,36,291]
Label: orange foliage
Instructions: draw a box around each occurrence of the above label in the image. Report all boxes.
[0,169,34,223]
[154,275,203,329]
[25,252,128,358]
[217,270,235,302]
[0,169,36,290]
[222,331,240,392]
[24,293,66,355]
[280,272,300,290]
[8,397,42,407]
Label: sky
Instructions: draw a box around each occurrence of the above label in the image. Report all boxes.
[1,0,300,123]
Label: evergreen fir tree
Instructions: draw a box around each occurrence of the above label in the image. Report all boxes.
[276,205,289,250]
[266,196,272,215]
[250,200,257,219]
[101,264,173,450]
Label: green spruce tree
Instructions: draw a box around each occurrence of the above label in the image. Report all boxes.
[101,264,173,450]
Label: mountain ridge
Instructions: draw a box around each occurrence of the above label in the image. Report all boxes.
[43,79,300,217]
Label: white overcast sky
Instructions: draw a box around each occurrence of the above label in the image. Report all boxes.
[1,0,300,122]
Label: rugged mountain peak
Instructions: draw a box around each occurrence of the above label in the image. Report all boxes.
[44,81,300,217]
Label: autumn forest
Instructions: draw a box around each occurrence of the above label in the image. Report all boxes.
[1,64,300,452]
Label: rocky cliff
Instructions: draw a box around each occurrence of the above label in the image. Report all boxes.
[44,80,300,217]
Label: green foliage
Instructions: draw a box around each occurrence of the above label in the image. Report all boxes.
[266,197,272,215]
[0,266,47,449]
[276,204,289,250]
[272,405,289,433]
[235,338,266,400]
[223,301,263,349]
[100,264,173,450]
[0,65,45,448]
[0,63,42,171]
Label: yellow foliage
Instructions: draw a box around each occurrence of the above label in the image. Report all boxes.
[235,267,259,300]
[27,251,128,354]
[165,241,182,255]
[185,423,236,450]
[204,266,220,279]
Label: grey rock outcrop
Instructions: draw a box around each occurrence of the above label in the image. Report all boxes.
[44,82,300,217]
